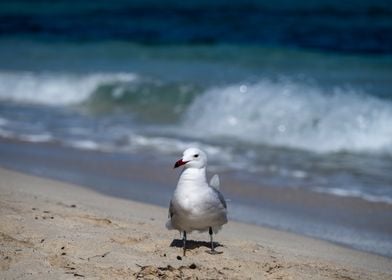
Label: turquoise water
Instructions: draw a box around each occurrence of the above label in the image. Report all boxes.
[0,40,392,205]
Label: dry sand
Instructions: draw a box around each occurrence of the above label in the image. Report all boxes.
[0,167,391,280]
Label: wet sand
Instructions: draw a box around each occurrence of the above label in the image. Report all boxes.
[1,167,391,279]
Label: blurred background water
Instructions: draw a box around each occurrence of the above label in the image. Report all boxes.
[0,0,392,255]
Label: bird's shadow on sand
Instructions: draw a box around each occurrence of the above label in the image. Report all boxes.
[170,239,222,251]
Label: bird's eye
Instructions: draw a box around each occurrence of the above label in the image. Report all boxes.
[194,154,199,158]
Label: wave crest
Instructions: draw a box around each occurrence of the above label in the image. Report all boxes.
[0,71,137,106]
[183,80,392,153]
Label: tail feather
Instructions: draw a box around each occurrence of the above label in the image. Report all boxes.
[166,219,174,230]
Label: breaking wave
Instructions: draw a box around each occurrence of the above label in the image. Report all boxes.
[0,71,137,105]
[1,71,392,154]
[183,80,392,154]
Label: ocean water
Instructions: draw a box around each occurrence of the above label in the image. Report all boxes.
[1,41,392,205]
[0,0,392,255]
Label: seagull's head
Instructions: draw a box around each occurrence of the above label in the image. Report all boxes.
[174,147,207,169]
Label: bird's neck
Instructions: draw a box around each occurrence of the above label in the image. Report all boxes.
[178,167,207,188]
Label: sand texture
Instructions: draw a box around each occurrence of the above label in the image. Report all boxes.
[0,167,391,280]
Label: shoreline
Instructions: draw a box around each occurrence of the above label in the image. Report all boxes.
[0,137,391,258]
[1,167,391,279]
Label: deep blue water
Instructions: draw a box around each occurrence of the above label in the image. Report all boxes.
[1,0,392,53]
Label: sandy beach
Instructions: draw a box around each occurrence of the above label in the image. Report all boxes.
[0,167,391,280]
[1,1,392,279]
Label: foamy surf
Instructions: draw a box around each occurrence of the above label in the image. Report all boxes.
[1,72,392,207]
[184,80,392,154]
[314,187,392,205]
[0,71,137,106]
[1,70,391,157]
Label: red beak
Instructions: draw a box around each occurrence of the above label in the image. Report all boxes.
[174,159,188,168]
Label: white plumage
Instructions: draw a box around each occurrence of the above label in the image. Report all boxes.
[167,147,228,255]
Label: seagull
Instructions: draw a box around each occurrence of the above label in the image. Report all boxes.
[166,147,228,256]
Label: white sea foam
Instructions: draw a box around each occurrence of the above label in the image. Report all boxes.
[0,71,137,106]
[314,187,392,205]
[0,128,14,139]
[18,133,54,143]
[127,134,231,161]
[0,127,53,143]
[66,139,101,150]
[0,117,9,126]
[184,80,392,154]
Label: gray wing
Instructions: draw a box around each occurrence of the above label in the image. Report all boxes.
[212,187,227,209]
[209,174,220,190]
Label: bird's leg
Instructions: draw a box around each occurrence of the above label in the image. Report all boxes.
[206,226,222,255]
[209,227,215,252]
[183,231,187,257]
